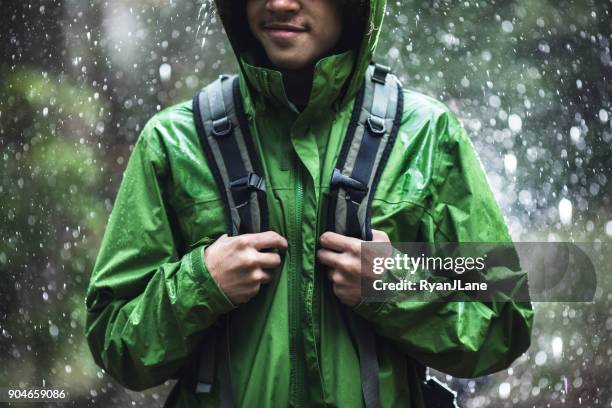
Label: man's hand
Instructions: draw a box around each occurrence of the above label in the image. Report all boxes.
[317,229,391,307]
[204,231,288,305]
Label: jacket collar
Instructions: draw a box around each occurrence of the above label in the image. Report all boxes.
[240,50,356,118]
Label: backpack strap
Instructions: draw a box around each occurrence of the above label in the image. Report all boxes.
[327,63,404,408]
[193,74,268,237]
[328,63,403,241]
[192,74,268,407]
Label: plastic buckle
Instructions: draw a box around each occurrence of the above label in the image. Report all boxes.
[212,116,232,137]
[195,382,212,394]
[422,377,459,407]
[372,63,390,85]
[366,115,386,135]
[330,168,368,202]
[230,172,265,192]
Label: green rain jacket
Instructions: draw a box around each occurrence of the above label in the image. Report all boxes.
[85,0,533,406]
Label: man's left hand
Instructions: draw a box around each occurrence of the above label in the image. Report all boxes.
[317,229,391,307]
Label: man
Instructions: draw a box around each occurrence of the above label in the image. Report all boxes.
[85,0,533,406]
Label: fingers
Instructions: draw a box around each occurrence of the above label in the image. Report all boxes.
[251,268,273,284]
[249,231,289,251]
[319,231,360,254]
[328,269,346,285]
[371,229,390,243]
[327,269,361,307]
[255,251,283,269]
[317,248,343,269]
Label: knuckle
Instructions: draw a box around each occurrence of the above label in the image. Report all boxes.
[347,260,359,274]
[272,253,282,265]
[338,258,352,271]
[242,235,256,248]
[232,235,244,248]
[240,254,255,268]
[239,235,251,248]
[332,272,343,285]
[252,269,265,282]
[245,251,260,268]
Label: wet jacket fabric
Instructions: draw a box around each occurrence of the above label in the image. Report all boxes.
[85,0,534,406]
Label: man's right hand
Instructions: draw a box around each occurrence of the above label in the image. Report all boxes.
[204,231,288,305]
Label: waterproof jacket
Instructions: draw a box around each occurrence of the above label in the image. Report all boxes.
[85,0,534,406]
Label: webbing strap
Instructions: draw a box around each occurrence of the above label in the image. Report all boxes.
[328,63,404,408]
[218,317,234,408]
[192,75,269,407]
[329,63,402,242]
[194,74,268,237]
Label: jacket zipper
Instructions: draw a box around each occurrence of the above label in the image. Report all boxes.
[291,161,305,406]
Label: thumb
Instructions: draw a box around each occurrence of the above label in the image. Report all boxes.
[371,229,390,243]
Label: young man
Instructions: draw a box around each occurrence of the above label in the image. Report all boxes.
[85,0,533,407]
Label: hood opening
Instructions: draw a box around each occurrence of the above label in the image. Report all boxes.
[215,0,370,69]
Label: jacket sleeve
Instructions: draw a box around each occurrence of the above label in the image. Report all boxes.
[354,109,534,378]
[85,119,236,390]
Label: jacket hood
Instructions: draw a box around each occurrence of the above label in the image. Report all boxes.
[214,0,386,113]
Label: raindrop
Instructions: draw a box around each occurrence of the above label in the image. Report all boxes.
[49,324,59,338]
[508,114,522,132]
[159,63,172,82]
[501,21,514,33]
[552,337,563,359]
[558,198,573,225]
[504,153,517,175]
[499,382,511,399]
[535,350,548,366]
[570,126,581,144]
[489,95,501,108]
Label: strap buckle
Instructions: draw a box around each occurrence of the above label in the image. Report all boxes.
[366,115,386,135]
[229,172,265,192]
[196,382,212,394]
[212,116,232,137]
[372,63,390,85]
[330,168,368,202]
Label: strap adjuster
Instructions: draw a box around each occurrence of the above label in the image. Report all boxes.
[196,382,212,394]
[330,168,368,202]
[372,63,390,85]
[212,116,232,137]
[366,115,386,135]
[229,172,265,192]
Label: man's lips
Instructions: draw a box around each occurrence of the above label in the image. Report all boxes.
[262,23,308,40]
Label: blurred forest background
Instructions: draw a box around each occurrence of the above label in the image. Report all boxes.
[0,0,610,406]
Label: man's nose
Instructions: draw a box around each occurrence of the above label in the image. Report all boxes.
[265,0,301,13]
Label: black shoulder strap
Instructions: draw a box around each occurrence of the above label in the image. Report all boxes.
[327,63,403,408]
[193,74,268,237]
[328,63,403,241]
[192,74,268,407]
